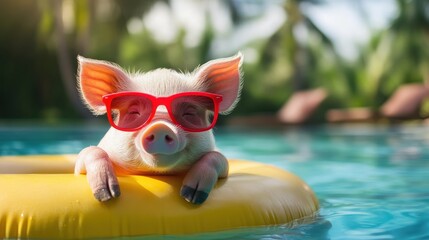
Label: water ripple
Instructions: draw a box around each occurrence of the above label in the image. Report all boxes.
[2,124,429,239]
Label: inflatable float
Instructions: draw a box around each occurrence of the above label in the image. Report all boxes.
[0,155,319,239]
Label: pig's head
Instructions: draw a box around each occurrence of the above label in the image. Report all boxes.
[77,54,242,173]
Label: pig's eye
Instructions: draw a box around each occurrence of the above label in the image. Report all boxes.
[126,105,141,115]
[110,95,154,130]
[177,103,201,118]
[174,103,205,127]
[182,106,198,116]
[127,110,140,115]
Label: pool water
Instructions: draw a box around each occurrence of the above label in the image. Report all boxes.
[1,123,429,239]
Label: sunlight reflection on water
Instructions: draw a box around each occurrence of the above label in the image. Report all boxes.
[1,123,429,239]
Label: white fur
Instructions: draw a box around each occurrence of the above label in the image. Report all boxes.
[98,126,215,174]
[128,69,205,97]
[78,54,242,174]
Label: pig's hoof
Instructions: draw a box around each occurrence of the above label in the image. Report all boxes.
[180,185,209,205]
[94,189,112,201]
[94,185,121,202]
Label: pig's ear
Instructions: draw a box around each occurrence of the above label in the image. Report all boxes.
[195,53,243,114]
[78,56,129,115]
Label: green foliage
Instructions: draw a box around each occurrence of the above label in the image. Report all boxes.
[1,0,428,123]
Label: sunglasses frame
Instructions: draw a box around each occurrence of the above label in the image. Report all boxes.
[102,91,223,132]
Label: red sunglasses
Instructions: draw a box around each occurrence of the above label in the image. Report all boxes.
[102,91,223,132]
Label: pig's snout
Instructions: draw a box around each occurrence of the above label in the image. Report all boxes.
[142,122,180,155]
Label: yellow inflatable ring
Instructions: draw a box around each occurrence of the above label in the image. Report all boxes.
[0,155,319,239]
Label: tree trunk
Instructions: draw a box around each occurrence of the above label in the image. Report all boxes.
[54,0,92,119]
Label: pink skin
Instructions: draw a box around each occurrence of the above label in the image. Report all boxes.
[76,146,228,203]
[75,54,242,204]
[142,121,180,155]
[75,146,121,201]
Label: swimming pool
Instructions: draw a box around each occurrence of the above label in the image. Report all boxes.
[1,123,428,239]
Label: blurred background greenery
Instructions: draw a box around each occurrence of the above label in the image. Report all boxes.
[0,0,428,124]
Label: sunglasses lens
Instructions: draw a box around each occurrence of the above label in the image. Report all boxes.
[171,95,216,131]
[110,95,153,130]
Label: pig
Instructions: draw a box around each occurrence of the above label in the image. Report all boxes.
[74,53,243,204]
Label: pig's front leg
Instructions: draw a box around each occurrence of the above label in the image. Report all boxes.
[180,151,229,204]
[75,146,121,201]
